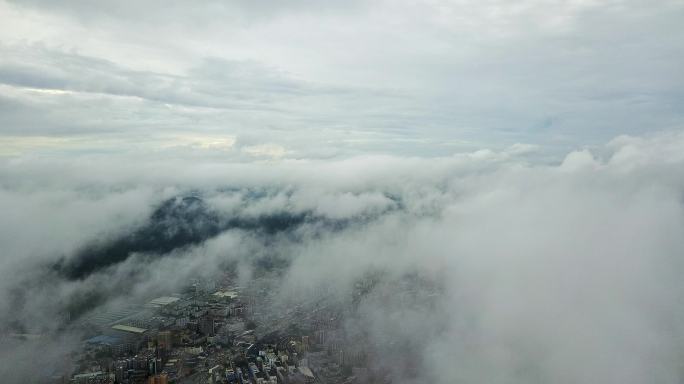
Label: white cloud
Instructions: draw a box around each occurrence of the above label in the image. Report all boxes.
[1,1,683,382]
[242,143,288,158]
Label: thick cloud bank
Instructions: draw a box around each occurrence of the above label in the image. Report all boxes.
[2,132,684,383]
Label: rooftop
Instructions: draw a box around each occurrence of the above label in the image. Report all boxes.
[213,290,239,299]
[111,324,147,334]
[85,335,121,345]
[299,366,315,378]
[148,296,180,307]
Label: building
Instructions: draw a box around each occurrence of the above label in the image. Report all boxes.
[148,373,168,384]
[199,316,215,336]
[301,336,309,352]
[148,296,180,308]
[112,324,147,334]
[72,371,114,384]
[157,331,173,349]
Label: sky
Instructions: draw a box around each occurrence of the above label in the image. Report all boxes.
[1,0,683,159]
[2,1,684,384]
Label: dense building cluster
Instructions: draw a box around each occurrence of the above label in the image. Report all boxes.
[44,274,386,384]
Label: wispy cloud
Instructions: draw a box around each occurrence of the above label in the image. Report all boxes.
[1,0,682,157]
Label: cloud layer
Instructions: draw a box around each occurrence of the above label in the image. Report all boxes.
[2,132,684,382]
[2,1,684,383]
[1,0,683,157]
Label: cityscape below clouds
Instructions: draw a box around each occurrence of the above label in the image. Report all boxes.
[1,1,684,384]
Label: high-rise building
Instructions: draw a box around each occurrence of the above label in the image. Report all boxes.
[148,373,168,384]
[157,331,173,349]
[301,335,309,352]
[200,316,215,336]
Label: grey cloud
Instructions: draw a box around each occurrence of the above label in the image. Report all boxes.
[2,132,684,382]
[1,1,684,382]
[0,44,439,156]
[0,46,311,110]
[6,0,367,25]
[4,1,683,155]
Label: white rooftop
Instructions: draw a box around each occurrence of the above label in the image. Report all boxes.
[148,296,180,307]
[112,324,147,334]
[213,290,239,299]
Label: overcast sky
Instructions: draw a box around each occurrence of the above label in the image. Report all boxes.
[3,2,684,383]
[1,0,683,159]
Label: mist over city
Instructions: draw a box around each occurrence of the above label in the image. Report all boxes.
[1,1,684,384]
